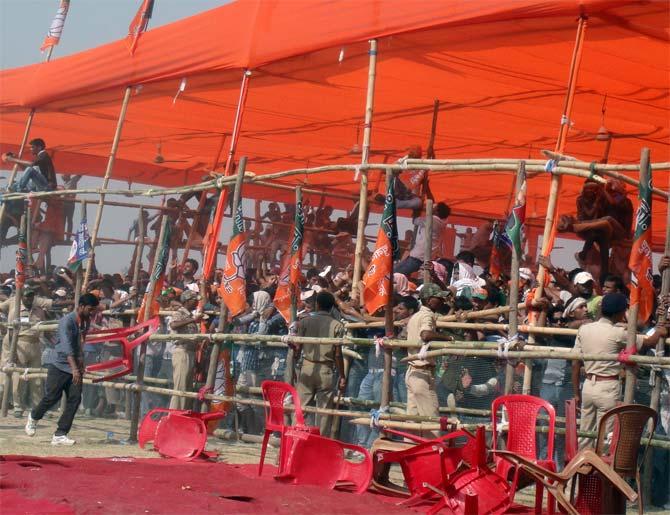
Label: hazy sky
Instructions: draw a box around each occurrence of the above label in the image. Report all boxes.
[0,0,227,273]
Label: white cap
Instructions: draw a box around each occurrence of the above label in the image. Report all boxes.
[54,288,67,297]
[300,289,315,301]
[519,268,532,281]
[187,283,200,293]
[573,271,595,285]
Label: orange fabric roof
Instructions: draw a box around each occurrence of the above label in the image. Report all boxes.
[0,0,668,244]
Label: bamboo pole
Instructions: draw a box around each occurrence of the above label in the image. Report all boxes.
[128,214,170,441]
[1,213,26,417]
[505,162,525,394]
[423,199,433,285]
[624,147,651,403]
[130,208,146,309]
[83,86,133,291]
[380,171,395,410]
[535,16,587,297]
[352,39,378,302]
[203,157,247,411]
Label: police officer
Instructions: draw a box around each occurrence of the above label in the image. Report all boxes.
[571,293,629,447]
[294,291,345,435]
[405,283,453,431]
[168,290,202,409]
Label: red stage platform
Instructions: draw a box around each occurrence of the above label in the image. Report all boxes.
[1,455,413,514]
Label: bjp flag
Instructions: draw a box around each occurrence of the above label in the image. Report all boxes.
[362,176,398,315]
[218,203,247,317]
[126,0,154,55]
[629,165,654,324]
[40,0,70,51]
[274,200,305,322]
[137,221,171,322]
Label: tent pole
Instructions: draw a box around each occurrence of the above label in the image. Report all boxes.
[83,86,133,290]
[624,148,651,404]
[130,208,146,314]
[128,213,170,442]
[352,39,378,302]
[422,200,434,285]
[504,162,526,394]
[534,16,587,298]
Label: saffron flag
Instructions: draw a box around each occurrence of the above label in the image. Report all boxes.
[504,175,527,257]
[40,0,70,51]
[15,223,27,290]
[489,220,504,280]
[629,165,654,324]
[274,200,305,322]
[126,0,155,55]
[138,221,171,323]
[362,177,398,315]
[67,216,90,272]
[218,203,247,317]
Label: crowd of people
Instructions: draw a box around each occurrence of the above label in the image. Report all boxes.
[1,144,669,507]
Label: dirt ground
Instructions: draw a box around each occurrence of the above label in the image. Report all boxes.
[1,411,666,514]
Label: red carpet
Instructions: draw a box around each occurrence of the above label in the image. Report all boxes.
[1,455,412,514]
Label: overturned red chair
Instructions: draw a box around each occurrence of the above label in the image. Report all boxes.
[85,317,160,381]
[277,428,372,494]
[138,408,226,461]
[258,380,319,476]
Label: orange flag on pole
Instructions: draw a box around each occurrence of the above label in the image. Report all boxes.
[362,176,398,315]
[628,163,654,324]
[274,200,304,322]
[126,0,154,55]
[218,203,247,317]
[137,220,170,323]
[40,0,70,52]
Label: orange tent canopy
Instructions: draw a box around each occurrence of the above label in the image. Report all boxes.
[0,0,668,243]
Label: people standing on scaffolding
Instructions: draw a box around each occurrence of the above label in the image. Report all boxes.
[2,138,57,193]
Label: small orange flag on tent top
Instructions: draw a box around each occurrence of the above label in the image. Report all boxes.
[218,203,247,318]
[362,176,398,316]
[127,0,155,55]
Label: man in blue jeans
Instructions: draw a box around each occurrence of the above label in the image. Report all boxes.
[25,293,99,445]
[3,138,57,192]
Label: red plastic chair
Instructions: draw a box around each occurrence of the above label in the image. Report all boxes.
[374,428,477,506]
[564,399,578,465]
[258,380,319,476]
[153,411,226,461]
[491,394,556,513]
[85,317,160,382]
[278,429,372,494]
[138,408,187,449]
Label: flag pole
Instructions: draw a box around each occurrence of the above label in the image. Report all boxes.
[352,39,378,303]
[73,201,86,308]
[202,156,247,412]
[128,214,170,441]
[505,161,526,394]
[624,147,651,403]
[422,199,434,285]
[130,208,146,315]
[1,212,26,417]
[534,15,587,299]
[380,170,395,410]
[283,186,303,386]
[83,86,133,291]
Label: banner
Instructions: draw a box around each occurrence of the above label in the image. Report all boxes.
[40,0,70,51]
[629,165,654,324]
[362,176,398,315]
[218,203,247,317]
[138,221,171,322]
[126,0,155,55]
[67,216,90,272]
[489,220,504,280]
[15,223,27,290]
[274,201,305,322]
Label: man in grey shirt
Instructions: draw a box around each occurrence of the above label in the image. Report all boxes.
[25,293,99,445]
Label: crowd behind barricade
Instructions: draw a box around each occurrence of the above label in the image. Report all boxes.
[1,145,670,507]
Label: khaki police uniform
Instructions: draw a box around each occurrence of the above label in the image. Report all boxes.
[296,311,344,435]
[168,306,198,410]
[0,296,53,411]
[573,317,626,448]
[405,305,440,421]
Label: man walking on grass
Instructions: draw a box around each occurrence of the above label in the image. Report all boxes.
[25,293,99,445]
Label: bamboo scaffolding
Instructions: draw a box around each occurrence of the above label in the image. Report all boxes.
[380,170,394,410]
